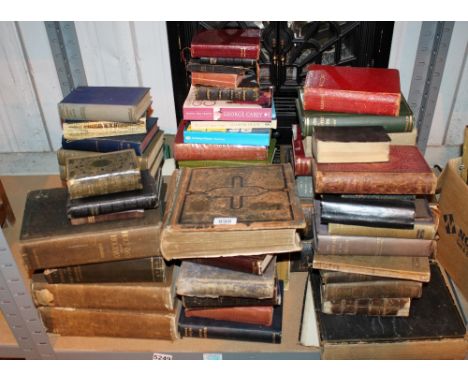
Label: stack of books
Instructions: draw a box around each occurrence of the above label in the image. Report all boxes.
[160,164,306,343]
[300,65,438,317]
[174,28,277,168]
[19,95,179,341]
[57,86,165,183]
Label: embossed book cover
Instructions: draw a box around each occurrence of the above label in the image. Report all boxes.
[160,164,305,259]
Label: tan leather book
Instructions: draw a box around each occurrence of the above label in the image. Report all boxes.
[32,265,177,311]
[39,305,179,340]
[313,254,431,282]
[160,164,305,260]
[185,305,273,326]
[321,297,411,316]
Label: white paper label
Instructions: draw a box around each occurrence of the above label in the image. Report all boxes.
[213,217,237,225]
[152,353,173,360]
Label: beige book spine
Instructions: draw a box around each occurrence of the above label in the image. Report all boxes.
[327,222,436,240]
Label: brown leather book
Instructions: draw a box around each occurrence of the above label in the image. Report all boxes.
[191,72,242,88]
[38,305,179,340]
[160,164,305,260]
[321,280,422,300]
[185,305,273,326]
[320,270,400,283]
[32,265,177,311]
[190,254,274,275]
[313,254,431,282]
[69,209,144,225]
[312,145,437,195]
[20,188,163,271]
[322,298,411,316]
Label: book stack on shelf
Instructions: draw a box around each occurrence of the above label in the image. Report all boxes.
[160,164,305,343]
[298,64,438,317]
[174,28,277,168]
[57,86,165,183]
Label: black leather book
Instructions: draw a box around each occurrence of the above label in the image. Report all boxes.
[43,256,166,283]
[321,195,415,229]
[309,263,466,358]
[67,169,161,218]
[178,282,283,344]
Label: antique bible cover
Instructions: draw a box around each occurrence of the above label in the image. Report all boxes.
[160,164,305,259]
[312,145,437,195]
[308,263,466,359]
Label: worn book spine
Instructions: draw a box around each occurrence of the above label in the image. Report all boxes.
[191,72,241,88]
[39,307,178,340]
[22,225,162,271]
[69,210,144,225]
[317,234,434,257]
[194,86,260,102]
[300,199,314,240]
[190,255,272,275]
[196,57,257,66]
[292,127,312,176]
[321,280,422,300]
[186,62,247,75]
[191,45,259,60]
[43,256,165,284]
[321,298,411,316]
[33,276,174,312]
[185,306,273,326]
[290,239,313,272]
[63,122,147,140]
[328,221,437,240]
[58,104,145,123]
[320,270,398,283]
[61,136,148,155]
[181,293,279,309]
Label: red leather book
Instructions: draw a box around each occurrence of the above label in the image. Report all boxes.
[190,29,261,60]
[173,120,268,161]
[313,145,437,195]
[191,72,242,88]
[304,65,401,116]
[292,125,312,176]
[185,306,273,326]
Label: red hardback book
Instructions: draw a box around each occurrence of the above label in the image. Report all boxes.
[184,305,273,326]
[173,120,269,161]
[303,65,401,116]
[190,29,261,60]
[191,72,242,88]
[292,125,312,176]
[313,145,437,195]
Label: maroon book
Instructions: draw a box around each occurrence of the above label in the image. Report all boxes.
[190,29,261,60]
[292,125,312,176]
[190,254,274,275]
[313,145,437,195]
[185,305,273,326]
[173,120,268,161]
[304,65,401,116]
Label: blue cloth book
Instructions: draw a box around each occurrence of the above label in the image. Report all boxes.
[58,86,151,122]
[61,117,158,155]
[183,128,271,147]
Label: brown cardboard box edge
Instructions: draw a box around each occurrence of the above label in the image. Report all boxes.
[436,157,468,300]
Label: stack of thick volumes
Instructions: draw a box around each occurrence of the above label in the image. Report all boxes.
[174,28,277,168]
[57,86,165,182]
[160,164,306,343]
[298,65,439,317]
[293,65,417,176]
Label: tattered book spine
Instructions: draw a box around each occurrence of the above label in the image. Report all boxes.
[196,57,257,66]
[181,293,279,309]
[69,210,145,225]
[322,298,411,316]
[185,306,273,326]
[63,119,146,140]
[328,222,437,240]
[194,86,260,102]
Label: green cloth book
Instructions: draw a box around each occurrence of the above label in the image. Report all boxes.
[297,90,413,135]
[178,139,276,168]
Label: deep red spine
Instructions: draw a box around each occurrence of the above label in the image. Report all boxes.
[190,45,260,60]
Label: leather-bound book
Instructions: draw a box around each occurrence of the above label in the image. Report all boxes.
[173,120,269,161]
[185,305,273,326]
[190,254,274,275]
[66,149,142,199]
[178,282,283,344]
[186,61,248,75]
[43,256,166,284]
[66,169,161,218]
[313,125,391,164]
[302,264,466,359]
[191,72,242,88]
[39,304,179,340]
[190,29,261,60]
[322,298,412,317]
[320,270,402,284]
[303,65,401,116]
[194,86,260,102]
[292,125,312,176]
[20,188,163,271]
[176,259,276,299]
[69,209,144,225]
[321,280,422,300]
[33,265,177,311]
[321,195,415,229]
[313,254,430,282]
[160,164,305,260]
[312,145,437,195]
[196,57,257,67]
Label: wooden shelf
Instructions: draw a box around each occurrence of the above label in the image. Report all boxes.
[0,175,319,359]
